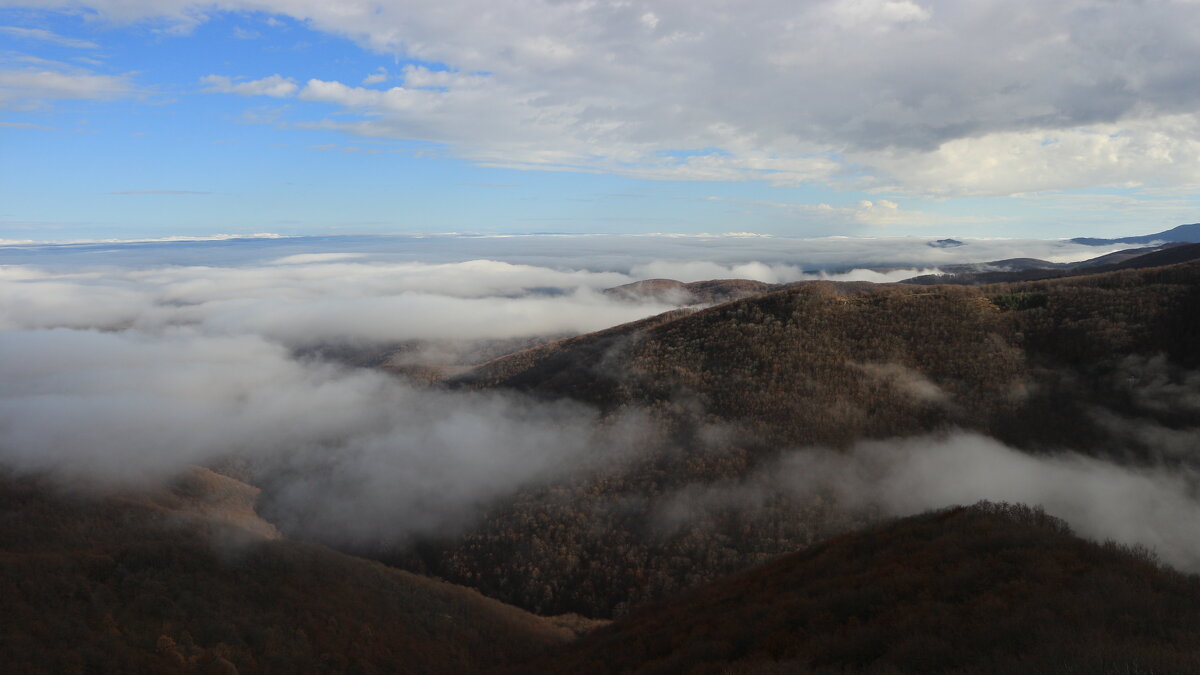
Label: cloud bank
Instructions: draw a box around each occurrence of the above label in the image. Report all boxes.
[0,327,640,543]
[4,238,1199,570]
[0,233,1122,271]
[661,433,1200,572]
[0,257,671,347]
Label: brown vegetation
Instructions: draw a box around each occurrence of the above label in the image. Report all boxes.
[388,260,1200,617]
[518,503,1200,674]
[0,470,581,674]
[604,278,776,305]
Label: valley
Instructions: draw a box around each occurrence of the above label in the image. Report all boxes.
[4,237,1199,672]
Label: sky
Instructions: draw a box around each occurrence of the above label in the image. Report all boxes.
[3,1,1200,241]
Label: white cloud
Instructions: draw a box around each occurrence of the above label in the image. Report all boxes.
[822,0,932,31]
[790,434,1200,571]
[860,114,1200,197]
[627,258,940,284]
[22,0,1200,195]
[0,257,666,345]
[361,67,387,85]
[201,73,298,98]
[0,327,631,542]
[0,67,132,109]
[0,26,98,48]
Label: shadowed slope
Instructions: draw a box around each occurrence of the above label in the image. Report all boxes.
[0,471,587,674]
[604,279,777,305]
[522,503,1200,674]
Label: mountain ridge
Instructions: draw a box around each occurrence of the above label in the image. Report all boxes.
[1070,222,1200,246]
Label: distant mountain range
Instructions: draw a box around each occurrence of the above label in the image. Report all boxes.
[1070,222,1200,246]
[596,243,1200,295]
[8,236,1200,672]
[904,242,1200,285]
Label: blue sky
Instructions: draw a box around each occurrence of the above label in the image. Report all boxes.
[3,2,1200,242]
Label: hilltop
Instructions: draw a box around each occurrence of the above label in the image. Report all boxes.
[603,278,775,305]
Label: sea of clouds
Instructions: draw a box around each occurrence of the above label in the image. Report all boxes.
[3,234,1198,567]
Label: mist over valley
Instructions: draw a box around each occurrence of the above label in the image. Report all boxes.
[4,230,1200,671]
[7,0,1200,669]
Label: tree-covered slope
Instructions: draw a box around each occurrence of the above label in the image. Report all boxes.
[391,261,1200,618]
[521,503,1200,674]
[0,470,587,674]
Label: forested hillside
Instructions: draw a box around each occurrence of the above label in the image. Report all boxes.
[6,258,1200,672]
[519,503,1200,674]
[384,260,1200,617]
[0,471,588,674]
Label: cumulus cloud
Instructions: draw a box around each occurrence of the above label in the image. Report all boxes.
[25,0,1200,194]
[861,114,1200,196]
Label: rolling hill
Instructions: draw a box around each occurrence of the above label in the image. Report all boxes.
[521,503,1200,674]
[0,469,593,674]
[381,259,1200,617]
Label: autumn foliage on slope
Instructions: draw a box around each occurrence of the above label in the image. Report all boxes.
[518,503,1200,675]
[461,260,1200,451]
[391,261,1200,618]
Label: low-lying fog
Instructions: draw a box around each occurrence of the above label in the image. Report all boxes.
[3,235,1198,571]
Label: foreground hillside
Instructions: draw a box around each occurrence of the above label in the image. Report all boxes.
[381,260,1200,617]
[13,474,1200,673]
[522,503,1200,674]
[0,470,587,674]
